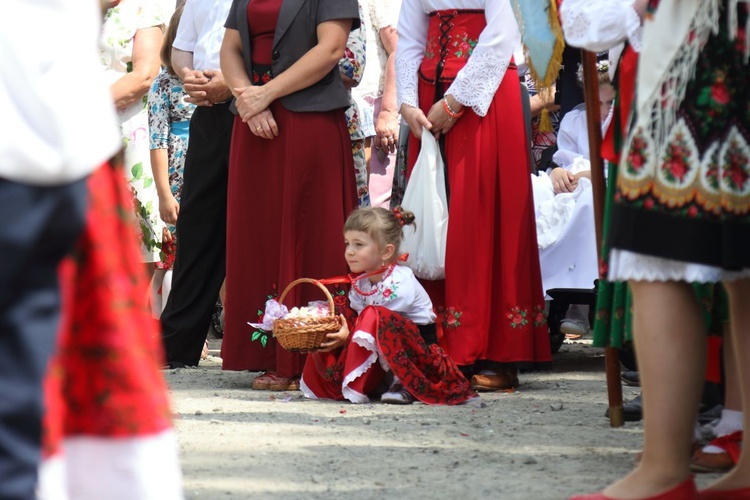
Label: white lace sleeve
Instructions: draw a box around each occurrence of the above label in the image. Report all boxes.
[445,1,519,117]
[395,0,428,110]
[560,0,642,52]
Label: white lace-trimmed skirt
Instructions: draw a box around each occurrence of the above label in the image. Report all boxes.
[608,249,750,283]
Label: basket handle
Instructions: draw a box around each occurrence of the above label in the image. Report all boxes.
[276,278,336,317]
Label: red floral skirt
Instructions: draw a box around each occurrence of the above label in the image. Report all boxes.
[43,163,173,457]
[407,69,551,366]
[300,306,474,405]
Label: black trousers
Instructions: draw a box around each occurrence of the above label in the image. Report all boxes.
[161,103,234,366]
[0,177,87,499]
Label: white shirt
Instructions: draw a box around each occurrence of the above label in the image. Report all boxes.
[0,0,120,185]
[552,105,590,169]
[173,0,232,71]
[396,0,520,116]
[349,264,436,325]
[560,0,642,53]
[552,103,612,171]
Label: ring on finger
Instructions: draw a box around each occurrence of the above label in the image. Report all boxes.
[256,125,262,131]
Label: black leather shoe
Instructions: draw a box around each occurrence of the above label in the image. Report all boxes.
[621,370,640,387]
[605,393,643,422]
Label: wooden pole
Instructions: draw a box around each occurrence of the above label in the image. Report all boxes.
[580,49,624,427]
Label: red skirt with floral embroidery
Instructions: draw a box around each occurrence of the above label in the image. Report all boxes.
[300,306,474,405]
[408,70,551,367]
[43,163,173,457]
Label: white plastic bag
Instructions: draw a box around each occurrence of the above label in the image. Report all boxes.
[400,128,448,280]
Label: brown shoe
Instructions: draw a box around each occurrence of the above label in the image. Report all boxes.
[251,372,274,390]
[691,431,742,473]
[286,378,300,391]
[691,449,735,473]
[470,370,519,392]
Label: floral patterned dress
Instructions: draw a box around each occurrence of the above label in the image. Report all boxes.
[608,1,750,281]
[340,25,370,207]
[148,69,196,269]
[100,0,164,263]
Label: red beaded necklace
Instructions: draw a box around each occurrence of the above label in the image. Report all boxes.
[351,263,396,297]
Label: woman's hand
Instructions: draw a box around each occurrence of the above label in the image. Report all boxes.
[234,85,273,122]
[111,26,162,111]
[374,108,400,154]
[318,315,350,352]
[633,0,649,20]
[247,109,279,140]
[159,192,180,224]
[426,95,462,138]
[162,226,174,245]
[550,167,578,194]
[400,104,432,140]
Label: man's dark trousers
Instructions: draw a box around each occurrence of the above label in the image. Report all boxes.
[161,103,234,367]
[0,177,87,499]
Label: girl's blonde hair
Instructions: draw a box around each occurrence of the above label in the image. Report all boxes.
[344,207,415,260]
[161,5,185,75]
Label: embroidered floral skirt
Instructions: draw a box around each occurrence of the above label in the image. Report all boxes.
[407,70,551,366]
[300,306,474,405]
[608,5,750,282]
[222,101,357,375]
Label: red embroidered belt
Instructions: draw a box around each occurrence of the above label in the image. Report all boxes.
[419,9,486,84]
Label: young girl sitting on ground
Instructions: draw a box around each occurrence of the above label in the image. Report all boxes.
[300,207,476,405]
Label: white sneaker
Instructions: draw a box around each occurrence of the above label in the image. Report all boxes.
[381,382,415,405]
[560,319,589,339]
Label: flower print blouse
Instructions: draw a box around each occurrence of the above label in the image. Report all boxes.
[148,69,195,212]
[148,69,195,157]
[340,25,367,142]
[348,264,437,325]
[100,0,163,103]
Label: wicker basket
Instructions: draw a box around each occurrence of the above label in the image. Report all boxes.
[272,278,342,352]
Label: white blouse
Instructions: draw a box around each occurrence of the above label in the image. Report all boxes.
[396,0,521,116]
[552,105,590,169]
[560,0,642,53]
[348,264,437,325]
[552,103,612,172]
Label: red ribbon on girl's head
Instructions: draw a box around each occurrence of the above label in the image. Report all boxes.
[393,209,405,226]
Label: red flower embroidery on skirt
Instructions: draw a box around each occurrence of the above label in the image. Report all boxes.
[532,305,547,327]
[507,307,529,328]
[711,81,730,105]
[438,306,462,329]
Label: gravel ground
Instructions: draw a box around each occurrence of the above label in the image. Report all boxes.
[164,340,719,499]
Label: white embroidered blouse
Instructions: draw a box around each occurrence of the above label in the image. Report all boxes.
[395,0,521,116]
[348,264,437,325]
[560,0,642,53]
